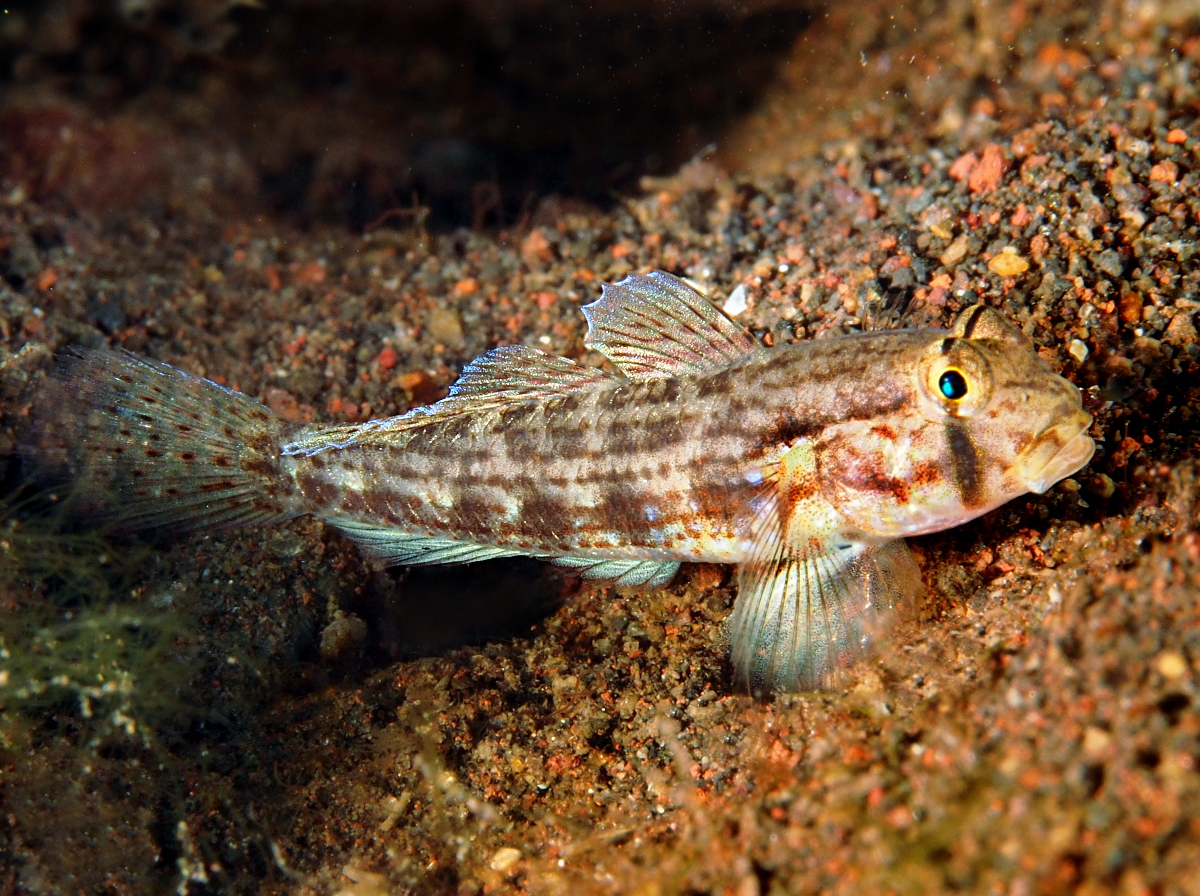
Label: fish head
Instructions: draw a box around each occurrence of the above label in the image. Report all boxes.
[908,304,1095,529]
[815,305,1095,538]
[925,303,1094,491]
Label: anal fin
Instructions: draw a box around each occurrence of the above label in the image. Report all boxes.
[333,521,527,567]
[553,556,680,589]
[334,520,682,589]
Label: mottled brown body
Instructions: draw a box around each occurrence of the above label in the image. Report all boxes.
[285,310,1089,568]
[29,272,1095,693]
[285,333,931,562]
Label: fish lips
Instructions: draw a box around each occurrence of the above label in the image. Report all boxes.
[1017,410,1096,495]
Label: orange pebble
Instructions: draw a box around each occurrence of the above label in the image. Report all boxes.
[296,261,326,285]
[376,346,398,370]
[1149,160,1178,183]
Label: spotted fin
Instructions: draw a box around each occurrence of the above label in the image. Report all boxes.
[331,521,528,566]
[552,556,680,589]
[22,348,302,532]
[729,538,920,694]
[582,271,760,381]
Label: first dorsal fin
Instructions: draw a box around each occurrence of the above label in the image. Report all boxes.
[583,271,760,381]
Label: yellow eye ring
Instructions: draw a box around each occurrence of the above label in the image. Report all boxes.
[938,368,969,400]
[919,339,992,419]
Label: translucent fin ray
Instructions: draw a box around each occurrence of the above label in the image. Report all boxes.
[22,348,300,532]
[553,556,680,588]
[331,521,528,567]
[448,345,615,400]
[285,345,616,455]
[582,271,760,381]
[729,531,922,694]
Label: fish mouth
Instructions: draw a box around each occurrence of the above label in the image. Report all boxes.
[1017,409,1096,494]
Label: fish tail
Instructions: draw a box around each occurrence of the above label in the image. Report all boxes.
[21,348,304,532]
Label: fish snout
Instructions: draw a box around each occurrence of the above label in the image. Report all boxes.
[1016,408,1095,494]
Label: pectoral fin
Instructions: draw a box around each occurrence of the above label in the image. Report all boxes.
[729,538,921,694]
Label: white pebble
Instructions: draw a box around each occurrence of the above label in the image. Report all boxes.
[723,284,749,316]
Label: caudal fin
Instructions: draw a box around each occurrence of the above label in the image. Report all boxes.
[22,348,304,532]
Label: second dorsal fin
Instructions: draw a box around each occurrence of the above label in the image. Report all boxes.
[582,271,761,381]
[285,345,616,454]
[447,344,616,402]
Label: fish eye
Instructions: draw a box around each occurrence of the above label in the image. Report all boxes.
[938,368,969,400]
[919,342,992,418]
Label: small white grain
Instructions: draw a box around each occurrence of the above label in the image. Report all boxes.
[723,284,749,316]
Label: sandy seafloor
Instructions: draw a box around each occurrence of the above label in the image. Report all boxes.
[2,0,1200,893]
